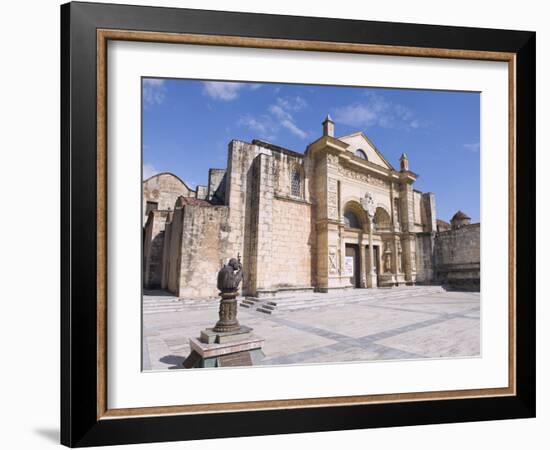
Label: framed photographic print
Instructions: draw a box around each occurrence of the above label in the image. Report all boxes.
[60,1,536,447]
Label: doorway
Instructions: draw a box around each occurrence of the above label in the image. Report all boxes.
[345,244,361,288]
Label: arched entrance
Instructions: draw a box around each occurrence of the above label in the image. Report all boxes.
[342,201,371,288]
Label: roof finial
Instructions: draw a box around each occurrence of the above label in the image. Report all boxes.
[322,114,334,137]
[400,153,409,171]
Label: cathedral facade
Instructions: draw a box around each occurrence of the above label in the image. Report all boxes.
[143,116,478,298]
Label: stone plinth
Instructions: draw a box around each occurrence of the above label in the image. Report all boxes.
[183,335,265,369]
[200,325,253,344]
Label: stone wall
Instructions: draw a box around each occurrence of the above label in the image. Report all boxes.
[413,190,423,226]
[208,168,226,204]
[143,210,170,288]
[196,185,208,200]
[163,208,183,294]
[176,205,231,298]
[226,140,271,295]
[143,173,193,221]
[270,197,313,289]
[421,192,437,232]
[434,223,480,291]
[415,232,435,284]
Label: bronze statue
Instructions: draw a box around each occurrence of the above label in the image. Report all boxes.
[217,257,243,293]
[213,256,243,333]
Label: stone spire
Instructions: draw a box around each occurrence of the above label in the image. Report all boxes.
[399,153,409,171]
[322,114,334,137]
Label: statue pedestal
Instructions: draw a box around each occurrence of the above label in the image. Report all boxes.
[183,261,263,369]
[183,335,265,369]
[200,325,253,344]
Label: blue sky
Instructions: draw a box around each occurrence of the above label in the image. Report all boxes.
[142,78,480,223]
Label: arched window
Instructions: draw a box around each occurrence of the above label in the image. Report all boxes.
[344,210,361,229]
[290,165,303,198]
[374,207,391,230]
[355,149,368,160]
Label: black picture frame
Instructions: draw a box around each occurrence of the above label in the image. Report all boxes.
[61,1,535,447]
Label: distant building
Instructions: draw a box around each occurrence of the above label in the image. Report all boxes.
[143,116,480,297]
[450,210,472,229]
[436,219,451,233]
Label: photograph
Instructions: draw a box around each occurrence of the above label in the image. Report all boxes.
[141,78,481,370]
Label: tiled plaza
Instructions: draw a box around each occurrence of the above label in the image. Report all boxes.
[142,286,480,371]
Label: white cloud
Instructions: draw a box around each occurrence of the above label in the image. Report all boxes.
[238,115,277,142]
[463,142,480,152]
[202,82,244,101]
[143,163,158,180]
[268,97,309,139]
[238,115,272,135]
[275,96,307,111]
[334,92,422,130]
[280,119,308,139]
[143,79,166,106]
[268,104,292,121]
[238,95,309,141]
[249,83,262,91]
[333,103,378,128]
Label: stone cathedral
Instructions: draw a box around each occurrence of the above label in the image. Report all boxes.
[143,116,480,298]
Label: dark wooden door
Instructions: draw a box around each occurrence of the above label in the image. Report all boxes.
[345,244,360,288]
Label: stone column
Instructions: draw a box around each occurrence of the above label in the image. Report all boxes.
[366,219,377,288]
[359,241,367,288]
[392,236,400,276]
[402,234,417,284]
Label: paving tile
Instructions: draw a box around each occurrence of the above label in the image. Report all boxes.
[142,288,480,370]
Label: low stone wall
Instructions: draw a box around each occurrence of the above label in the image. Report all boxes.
[434,223,480,291]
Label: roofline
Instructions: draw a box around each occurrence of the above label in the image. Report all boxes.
[252,139,304,158]
[337,131,396,171]
[143,171,194,192]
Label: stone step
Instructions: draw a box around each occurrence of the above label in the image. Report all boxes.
[259,304,276,311]
[144,286,445,314]
[241,299,258,306]
[250,288,441,305]
[252,286,445,314]
[142,298,219,314]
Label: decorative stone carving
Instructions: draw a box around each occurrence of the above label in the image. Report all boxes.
[328,246,338,274]
[338,166,389,188]
[383,241,392,272]
[327,153,339,167]
[396,240,403,273]
[327,177,339,220]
